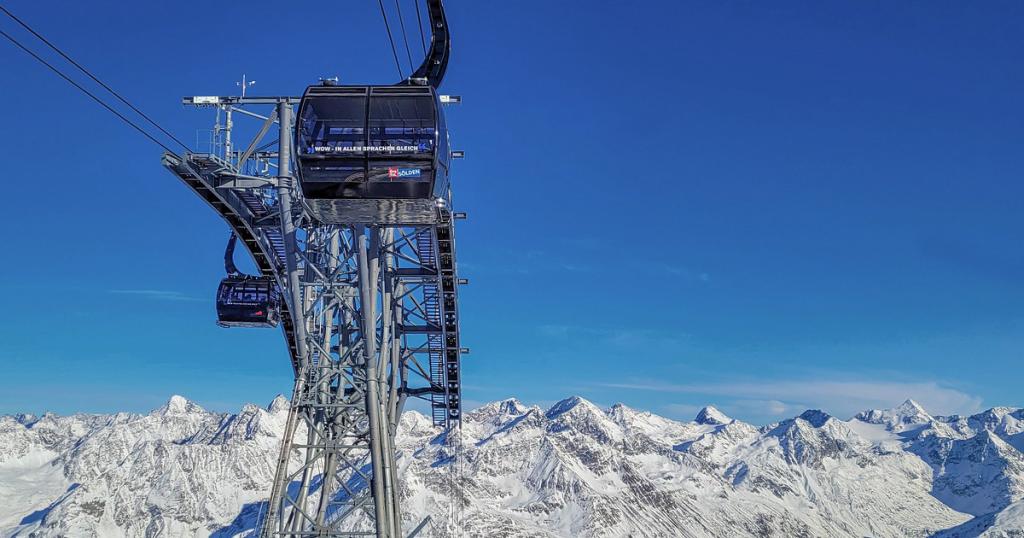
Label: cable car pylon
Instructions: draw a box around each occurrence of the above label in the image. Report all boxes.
[163,2,463,536]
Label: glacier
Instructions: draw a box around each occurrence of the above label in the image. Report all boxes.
[1,395,1022,537]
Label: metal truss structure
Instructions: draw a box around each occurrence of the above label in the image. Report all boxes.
[164,95,464,537]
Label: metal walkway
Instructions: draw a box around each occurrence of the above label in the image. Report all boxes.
[163,151,301,372]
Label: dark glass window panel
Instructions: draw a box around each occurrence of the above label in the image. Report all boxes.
[298,96,368,154]
[367,95,435,155]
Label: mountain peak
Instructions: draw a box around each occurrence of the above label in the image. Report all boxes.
[607,402,639,419]
[896,399,928,415]
[153,395,203,416]
[545,395,600,419]
[855,399,934,431]
[496,398,525,415]
[470,398,529,420]
[695,406,732,425]
[798,409,832,428]
[267,394,289,414]
[13,413,39,426]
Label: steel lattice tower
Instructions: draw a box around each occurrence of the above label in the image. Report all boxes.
[165,90,463,536]
[164,4,462,534]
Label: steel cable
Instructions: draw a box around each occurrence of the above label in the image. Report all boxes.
[0,5,191,152]
[394,0,415,73]
[377,0,405,79]
[413,0,427,54]
[0,28,177,155]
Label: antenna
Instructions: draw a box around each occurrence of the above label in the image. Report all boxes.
[220,75,257,164]
[236,74,256,97]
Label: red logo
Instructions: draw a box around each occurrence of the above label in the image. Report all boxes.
[387,167,399,178]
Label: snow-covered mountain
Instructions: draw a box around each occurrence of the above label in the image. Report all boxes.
[1,395,1022,537]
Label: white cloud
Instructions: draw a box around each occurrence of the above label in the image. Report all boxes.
[601,378,983,418]
[537,325,688,349]
[108,289,205,302]
[730,399,792,416]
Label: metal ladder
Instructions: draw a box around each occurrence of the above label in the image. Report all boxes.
[415,229,449,425]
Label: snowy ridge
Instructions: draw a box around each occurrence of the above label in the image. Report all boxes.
[1,396,1022,537]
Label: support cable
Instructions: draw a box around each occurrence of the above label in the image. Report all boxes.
[377,0,405,80]
[413,0,427,54]
[0,5,191,152]
[0,29,177,155]
[224,233,241,276]
[394,0,415,74]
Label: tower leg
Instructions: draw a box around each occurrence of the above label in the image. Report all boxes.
[263,226,406,537]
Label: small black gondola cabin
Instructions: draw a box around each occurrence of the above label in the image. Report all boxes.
[295,83,450,224]
[216,276,281,328]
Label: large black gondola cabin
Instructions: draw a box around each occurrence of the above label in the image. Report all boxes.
[295,83,450,224]
[216,276,281,328]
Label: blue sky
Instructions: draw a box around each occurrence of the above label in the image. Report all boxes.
[0,1,1021,424]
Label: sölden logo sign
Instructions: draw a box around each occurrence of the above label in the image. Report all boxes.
[387,167,422,179]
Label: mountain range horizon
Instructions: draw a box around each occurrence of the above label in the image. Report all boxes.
[4,392,990,429]
[2,392,1022,537]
